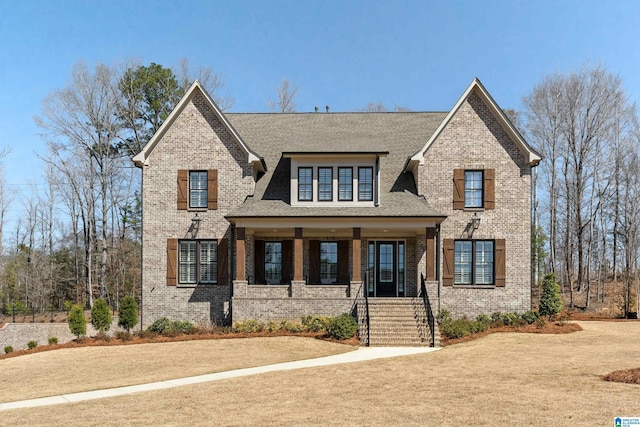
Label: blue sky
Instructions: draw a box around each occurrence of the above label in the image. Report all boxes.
[0,0,639,227]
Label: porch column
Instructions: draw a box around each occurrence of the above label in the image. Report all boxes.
[426,228,436,281]
[294,228,303,281]
[236,227,246,281]
[352,228,362,282]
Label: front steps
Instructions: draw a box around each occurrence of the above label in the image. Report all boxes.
[365,298,440,347]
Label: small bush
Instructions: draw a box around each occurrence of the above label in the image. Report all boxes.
[281,321,304,333]
[68,304,87,338]
[501,312,519,326]
[115,331,132,341]
[4,345,13,354]
[266,320,282,332]
[490,312,503,323]
[91,298,112,333]
[134,329,158,339]
[476,314,491,325]
[521,310,539,325]
[536,317,546,328]
[468,319,488,334]
[233,319,264,333]
[556,313,569,327]
[171,321,195,335]
[327,313,358,340]
[48,337,58,345]
[437,310,452,324]
[27,340,37,350]
[441,319,469,339]
[148,317,172,334]
[301,315,331,332]
[118,296,138,332]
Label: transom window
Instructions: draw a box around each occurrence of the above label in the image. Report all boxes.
[454,240,494,285]
[189,171,208,209]
[320,242,338,284]
[358,167,373,201]
[179,240,217,284]
[298,167,313,201]
[318,167,333,201]
[338,167,353,201]
[264,242,282,285]
[464,170,483,208]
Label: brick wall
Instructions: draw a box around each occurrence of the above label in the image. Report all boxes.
[419,91,532,319]
[141,90,253,327]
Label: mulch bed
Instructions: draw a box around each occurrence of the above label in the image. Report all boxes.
[603,368,640,385]
[441,322,583,346]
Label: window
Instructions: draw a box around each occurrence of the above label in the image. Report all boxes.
[358,167,373,201]
[318,167,333,201]
[298,167,313,201]
[320,242,338,284]
[338,167,353,201]
[189,171,208,209]
[264,242,282,285]
[454,240,494,285]
[179,240,217,284]
[464,170,483,208]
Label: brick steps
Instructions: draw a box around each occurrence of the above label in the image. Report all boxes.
[365,298,435,347]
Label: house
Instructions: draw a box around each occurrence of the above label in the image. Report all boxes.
[133,78,541,346]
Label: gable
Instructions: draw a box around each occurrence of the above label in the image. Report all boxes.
[404,78,541,173]
[132,81,265,171]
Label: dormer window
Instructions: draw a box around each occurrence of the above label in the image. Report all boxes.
[298,167,313,201]
[318,167,333,201]
[338,167,353,201]
[358,167,373,201]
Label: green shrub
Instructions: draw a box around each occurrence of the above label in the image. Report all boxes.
[327,313,358,340]
[501,312,519,326]
[48,337,58,345]
[148,317,173,334]
[540,273,563,318]
[27,340,37,350]
[172,321,195,335]
[301,315,331,332]
[536,317,546,328]
[521,310,539,325]
[91,298,112,333]
[281,321,304,333]
[476,314,491,325]
[490,312,503,323]
[118,296,138,332]
[4,345,13,354]
[437,310,452,324]
[63,300,73,312]
[266,320,282,332]
[232,319,264,333]
[468,320,488,334]
[68,304,87,338]
[441,319,469,339]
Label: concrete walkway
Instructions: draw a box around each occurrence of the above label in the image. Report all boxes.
[0,346,439,411]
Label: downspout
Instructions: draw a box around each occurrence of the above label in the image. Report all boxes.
[436,223,441,314]
[139,165,144,331]
[375,155,380,207]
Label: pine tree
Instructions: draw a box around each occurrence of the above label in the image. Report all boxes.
[91,298,112,333]
[540,273,563,318]
[118,296,138,332]
[68,304,87,339]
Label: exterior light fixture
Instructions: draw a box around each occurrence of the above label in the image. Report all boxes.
[189,213,201,239]
[470,213,481,230]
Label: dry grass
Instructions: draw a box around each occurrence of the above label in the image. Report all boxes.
[0,336,353,402]
[3,321,640,425]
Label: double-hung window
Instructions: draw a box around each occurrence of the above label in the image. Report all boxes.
[298,167,313,201]
[320,242,338,284]
[338,167,353,201]
[189,171,208,209]
[454,240,494,285]
[318,167,333,201]
[464,170,483,208]
[179,240,217,284]
[358,167,373,201]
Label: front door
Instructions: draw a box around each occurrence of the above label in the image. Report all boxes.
[376,242,396,297]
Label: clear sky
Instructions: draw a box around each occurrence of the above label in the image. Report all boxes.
[0,0,639,226]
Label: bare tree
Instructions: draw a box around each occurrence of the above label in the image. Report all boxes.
[269,79,298,113]
[177,58,234,111]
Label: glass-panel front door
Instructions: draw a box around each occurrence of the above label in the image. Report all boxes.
[376,242,396,297]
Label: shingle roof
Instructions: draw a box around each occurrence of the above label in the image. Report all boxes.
[225,112,448,219]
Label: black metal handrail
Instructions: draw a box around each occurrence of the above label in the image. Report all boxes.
[420,273,436,347]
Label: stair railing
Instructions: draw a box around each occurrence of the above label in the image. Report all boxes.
[420,274,436,347]
[352,274,370,346]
